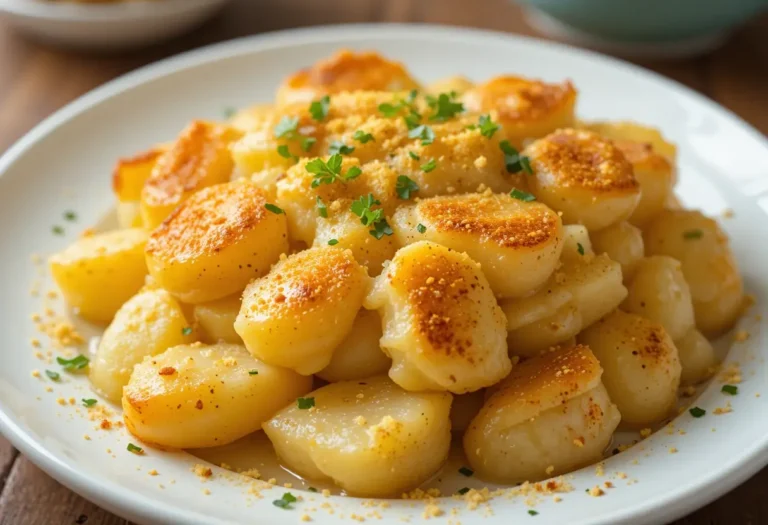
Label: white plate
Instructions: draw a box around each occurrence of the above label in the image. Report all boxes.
[0,0,231,50]
[0,24,766,525]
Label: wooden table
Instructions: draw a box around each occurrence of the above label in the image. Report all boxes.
[1,1,766,523]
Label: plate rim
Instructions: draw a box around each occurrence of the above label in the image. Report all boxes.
[1,22,767,525]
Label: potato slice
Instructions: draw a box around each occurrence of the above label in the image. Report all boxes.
[591,221,644,281]
[580,120,677,162]
[462,76,577,147]
[123,343,311,449]
[236,246,369,375]
[426,76,474,96]
[316,309,390,382]
[643,209,744,336]
[50,228,148,323]
[194,295,242,344]
[90,287,195,403]
[275,50,420,106]
[263,376,451,497]
[560,224,593,262]
[365,241,510,393]
[140,121,241,229]
[579,310,681,426]
[622,256,695,341]
[464,345,620,484]
[145,181,288,304]
[112,146,166,203]
[392,192,563,298]
[524,129,640,231]
[675,327,717,385]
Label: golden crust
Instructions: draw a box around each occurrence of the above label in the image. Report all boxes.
[580,120,677,162]
[145,182,270,262]
[416,193,561,249]
[112,146,167,200]
[612,140,673,174]
[526,129,639,193]
[587,311,676,369]
[463,76,576,123]
[480,344,602,427]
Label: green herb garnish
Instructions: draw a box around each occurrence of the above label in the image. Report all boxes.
[248,370,259,376]
[457,487,470,495]
[52,226,64,235]
[127,443,143,455]
[265,203,284,215]
[306,154,361,188]
[297,397,315,410]
[45,370,60,381]
[577,243,585,256]
[277,144,297,163]
[683,229,703,240]
[396,175,419,200]
[429,93,464,121]
[477,115,500,138]
[520,156,533,175]
[458,466,474,477]
[353,130,374,144]
[408,151,420,161]
[722,384,738,395]
[408,124,435,145]
[274,116,299,138]
[309,95,330,122]
[421,159,437,173]
[56,355,89,371]
[181,326,193,336]
[273,492,297,509]
[528,510,539,516]
[378,102,402,118]
[316,196,328,218]
[63,211,77,222]
[308,487,318,493]
[689,406,706,418]
[82,398,97,407]
[350,194,393,240]
[500,140,532,174]
[510,189,536,202]
[328,239,339,246]
[329,140,355,156]
[417,223,427,234]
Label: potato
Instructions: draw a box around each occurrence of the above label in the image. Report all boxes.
[236,247,369,375]
[194,295,242,344]
[140,121,241,229]
[450,390,485,434]
[622,256,695,341]
[525,129,641,231]
[426,75,474,96]
[275,50,420,106]
[560,224,593,262]
[462,76,577,147]
[580,120,677,162]
[314,208,399,276]
[228,103,275,133]
[50,228,148,323]
[112,146,166,203]
[316,309,390,382]
[557,253,628,328]
[590,221,644,280]
[392,192,563,298]
[464,345,620,483]
[579,310,681,426]
[643,210,744,336]
[263,376,451,496]
[365,241,510,393]
[506,300,582,357]
[145,181,288,304]
[90,288,195,403]
[123,343,312,449]
[675,328,717,385]
[116,201,143,229]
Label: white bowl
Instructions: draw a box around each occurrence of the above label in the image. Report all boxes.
[0,0,231,50]
[0,24,767,525]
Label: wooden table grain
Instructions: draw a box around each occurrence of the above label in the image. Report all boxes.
[0,1,766,523]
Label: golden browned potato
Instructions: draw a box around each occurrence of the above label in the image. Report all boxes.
[50,228,148,323]
[464,345,620,484]
[145,181,288,304]
[235,247,369,375]
[426,75,474,96]
[579,310,681,426]
[524,129,641,231]
[112,146,167,228]
[319,115,410,165]
[643,209,744,337]
[581,121,677,163]
[263,376,451,497]
[392,192,563,298]
[193,295,242,344]
[365,241,510,393]
[140,121,241,229]
[590,221,644,280]
[227,103,275,133]
[622,256,695,341]
[675,327,717,385]
[316,309,390,382]
[450,390,485,434]
[313,208,399,276]
[462,76,577,147]
[123,343,312,449]
[275,50,420,106]
[90,287,195,403]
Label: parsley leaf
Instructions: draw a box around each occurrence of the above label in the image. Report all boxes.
[722,384,738,395]
[181,326,193,336]
[689,406,706,418]
[350,194,393,239]
[273,492,297,509]
[396,175,419,200]
[45,370,60,381]
[577,243,585,256]
[510,189,536,202]
[277,144,297,163]
[52,225,64,235]
[408,151,420,161]
[309,95,330,122]
[306,154,360,187]
[417,223,427,234]
[458,466,474,477]
[329,141,355,155]
[248,369,259,375]
[430,93,464,121]
[63,210,77,222]
[297,397,315,409]
[528,510,539,516]
[421,159,437,173]
[378,102,402,117]
[274,116,299,139]
[683,229,703,240]
[353,130,375,144]
[265,203,284,214]
[370,219,393,240]
[457,487,470,495]
[500,140,532,174]
[408,124,435,145]
[316,196,328,218]
[56,355,89,371]
[82,398,97,407]
[328,239,339,246]
[477,115,499,138]
[127,443,143,455]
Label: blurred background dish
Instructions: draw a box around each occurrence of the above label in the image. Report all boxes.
[0,0,232,50]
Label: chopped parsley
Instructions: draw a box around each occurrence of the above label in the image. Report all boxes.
[273,492,297,509]
[274,116,315,152]
[429,93,464,121]
[329,140,355,156]
[683,229,703,240]
[689,406,706,418]
[500,140,533,174]
[458,466,474,477]
[265,203,284,215]
[510,189,536,202]
[181,326,193,336]
[457,487,470,495]
[45,370,60,381]
[520,156,533,175]
[350,194,393,240]
[309,95,330,122]
[396,175,419,200]
[408,124,435,145]
[308,487,318,493]
[404,111,422,130]
[722,384,738,395]
[306,154,361,187]
[378,102,402,118]
[56,355,89,371]
[328,239,339,246]
[408,151,420,161]
[276,144,297,163]
[248,369,259,376]
[127,443,143,455]
[353,130,375,144]
[297,397,315,409]
[421,159,437,173]
[577,243,585,256]
[52,225,64,235]
[63,210,77,221]
[528,510,539,516]
[417,223,427,234]
[82,398,97,407]
[316,196,328,218]
[477,114,500,138]
[223,107,237,119]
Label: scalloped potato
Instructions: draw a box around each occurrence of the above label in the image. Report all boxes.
[365,241,510,393]
[123,343,312,449]
[193,295,242,344]
[591,221,644,280]
[464,345,620,483]
[392,192,564,298]
[316,309,390,382]
[113,146,166,228]
[263,376,451,496]
[675,327,717,385]
[50,228,148,323]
